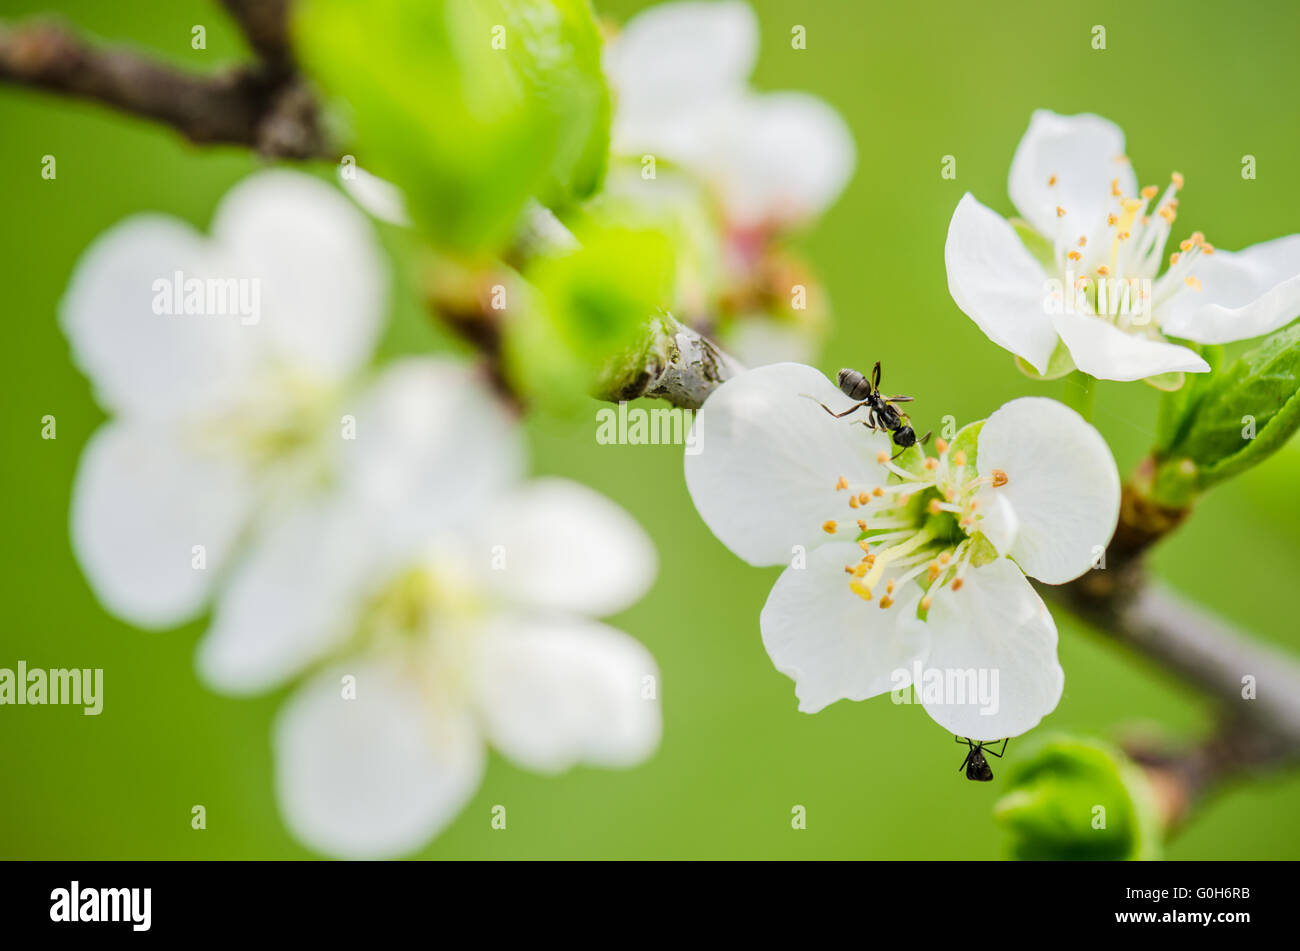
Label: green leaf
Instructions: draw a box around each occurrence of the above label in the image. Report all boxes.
[1158,323,1300,492]
[504,224,677,407]
[295,0,609,251]
[1154,344,1222,452]
[994,735,1162,861]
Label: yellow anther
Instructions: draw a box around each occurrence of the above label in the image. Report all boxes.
[835,475,848,490]
[920,595,933,611]
[1056,205,1066,217]
[1171,171,1184,189]
[876,450,890,464]
[1179,239,1194,252]
[928,498,943,515]
[953,450,967,466]
[1078,235,1088,247]
[1141,185,1158,200]
[1110,178,1121,197]
[857,519,867,531]
[853,562,869,578]
[1169,252,1180,266]
[1191,231,1205,245]
[886,579,896,594]
[1202,243,1215,254]
[1067,250,1082,261]
[823,520,837,534]
[1106,213,1118,226]
[872,487,884,497]
[1096,265,1110,276]
[1048,174,1058,186]
[952,578,964,591]
[849,580,873,601]
[934,437,949,453]
[991,469,1008,487]
[924,458,938,471]
[848,495,860,509]
[1185,276,1202,292]
[858,539,871,553]
[938,552,952,564]
[879,595,894,610]
[858,491,870,505]
[1118,231,1130,241]
[927,562,941,580]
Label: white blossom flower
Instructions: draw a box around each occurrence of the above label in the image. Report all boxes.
[946,110,1300,382]
[684,363,1120,739]
[604,0,856,231]
[60,170,386,628]
[195,359,661,858]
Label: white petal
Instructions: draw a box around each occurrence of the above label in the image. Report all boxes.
[684,362,894,566]
[974,487,1020,556]
[197,500,373,694]
[945,193,1058,372]
[337,358,525,557]
[605,0,757,114]
[712,92,856,227]
[473,616,662,773]
[475,478,656,618]
[59,215,253,420]
[1157,234,1300,343]
[70,421,254,629]
[338,165,411,226]
[760,542,926,714]
[1007,110,1136,239]
[1053,312,1209,380]
[977,397,1119,584]
[212,169,386,382]
[910,559,1062,740]
[274,659,485,859]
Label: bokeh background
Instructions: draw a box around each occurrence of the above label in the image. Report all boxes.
[3,0,1299,859]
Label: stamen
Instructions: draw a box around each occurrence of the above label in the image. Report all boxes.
[991,469,1008,486]
[835,476,848,490]
[822,520,837,534]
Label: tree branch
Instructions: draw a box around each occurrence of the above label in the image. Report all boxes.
[0,18,327,158]
[1046,468,1300,830]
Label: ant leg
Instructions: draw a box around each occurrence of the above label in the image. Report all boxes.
[871,361,882,391]
[800,394,867,419]
[886,395,915,404]
[919,430,933,446]
[955,736,973,746]
[822,401,866,419]
[983,739,1009,759]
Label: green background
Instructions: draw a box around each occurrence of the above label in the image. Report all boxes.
[3,0,1299,859]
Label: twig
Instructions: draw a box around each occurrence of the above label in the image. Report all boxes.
[0,19,327,158]
[218,0,293,67]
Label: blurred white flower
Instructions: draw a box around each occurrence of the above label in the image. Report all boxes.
[684,363,1120,739]
[338,164,411,226]
[195,359,661,858]
[60,170,387,627]
[604,0,856,230]
[946,110,1300,382]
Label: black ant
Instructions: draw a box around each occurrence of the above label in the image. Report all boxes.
[956,736,1008,782]
[812,361,930,460]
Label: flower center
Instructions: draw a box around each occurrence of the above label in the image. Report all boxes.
[194,367,341,484]
[358,559,487,712]
[821,440,1007,612]
[1049,170,1214,332]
